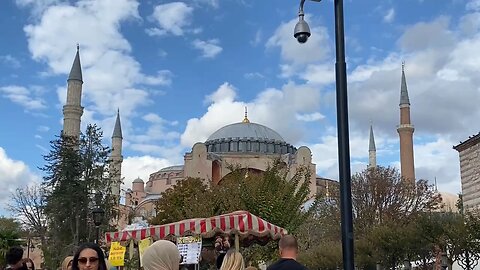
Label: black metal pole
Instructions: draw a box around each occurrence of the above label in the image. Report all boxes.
[95,226,100,244]
[333,0,355,269]
[27,238,31,258]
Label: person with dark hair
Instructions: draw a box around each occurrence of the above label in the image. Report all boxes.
[215,235,231,270]
[71,243,107,270]
[266,235,308,270]
[4,246,24,270]
[22,258,35,270]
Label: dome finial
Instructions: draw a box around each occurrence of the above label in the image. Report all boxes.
[242,106,250,123]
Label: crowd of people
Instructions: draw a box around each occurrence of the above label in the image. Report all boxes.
[142,234,308,270]
[3,243,112,270]
[3,235,308,270]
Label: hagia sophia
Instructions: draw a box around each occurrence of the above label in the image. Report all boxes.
[61,47,459,230]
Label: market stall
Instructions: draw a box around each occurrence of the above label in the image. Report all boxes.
[105,210,287,248]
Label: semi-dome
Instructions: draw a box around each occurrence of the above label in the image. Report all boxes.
[205,121,296,154]
[207,122,285,142]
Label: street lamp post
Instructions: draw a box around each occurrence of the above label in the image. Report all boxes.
[26,237,34,259]
[92,207,105,244]
[294,1,355,269]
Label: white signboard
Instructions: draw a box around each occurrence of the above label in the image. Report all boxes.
[177,235,202,265]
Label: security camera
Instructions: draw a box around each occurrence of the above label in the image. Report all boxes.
[294,17,311,44]
[294,32,310,44]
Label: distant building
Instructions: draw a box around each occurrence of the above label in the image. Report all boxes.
[316,176,339,199]
[453,133,480,209]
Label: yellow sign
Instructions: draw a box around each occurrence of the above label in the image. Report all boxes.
[138,238,152,267]
[108,242,126,267]
[177,235,201,244]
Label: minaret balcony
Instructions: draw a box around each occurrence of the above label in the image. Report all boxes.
[396,124,415,132]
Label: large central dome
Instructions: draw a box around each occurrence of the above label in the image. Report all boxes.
[204,121,295,154]
[207,122,285,142]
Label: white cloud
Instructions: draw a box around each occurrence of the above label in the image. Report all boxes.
[37,125,50,132]
[466,0,480,11]
[140,70,173,86]
[205,82,236,103]
[15,0,59,15]
[414,138,461,191]
[321,5,480,194]
[398,16,454,51]
[147,2,194,36]
[192,39,223,58]
[142,113,165,124]
[347,13,480,141]
[301,63,335,85]
[251,29,262,46]
[0,85,46,110]
[193,0,219,8]
[266,16,331,74]
[244,72,265,80]
[121,156,173,189]
[0,55,21,68]
[22,0,167,114]
[0,147,40,211]
[22,0,176,149]
[296,112,325,122]
[383,8,395,23]
[181,81,321,147]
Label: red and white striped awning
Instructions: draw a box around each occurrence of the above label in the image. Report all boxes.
[105,211,287,243]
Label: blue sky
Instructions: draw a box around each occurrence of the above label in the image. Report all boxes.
[1,0,479,214]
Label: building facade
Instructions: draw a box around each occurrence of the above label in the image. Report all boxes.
[453,133,480,209]
[124,115,318,220]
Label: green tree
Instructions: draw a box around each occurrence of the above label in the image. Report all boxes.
[415,210,480,270]
[8,184,48,250]
[352,166,441,235]
[41,124,117,268]
[0,217,23,267]
[151,160,317,263]
[150,178,218,225]
[296,166,442,270]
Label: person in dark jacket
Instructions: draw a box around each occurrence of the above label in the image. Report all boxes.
[4,246,25,270]
[266,235,308,270]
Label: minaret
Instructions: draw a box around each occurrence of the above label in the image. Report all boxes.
[368,124,377,169]
[111,109,123,200]
[397,63,415,182]
[62,45,84,139]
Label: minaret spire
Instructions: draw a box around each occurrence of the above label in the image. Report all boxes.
[397,63,415,182]
[368,124,377,169]
[112,109,123,139]
[62,45,84,139]
[68,44,83,82]
[242,106,250,123]
[111,109,123,203]
[400,61,410,106]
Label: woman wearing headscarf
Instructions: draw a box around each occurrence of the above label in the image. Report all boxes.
[61,256,74,270]
[142,240,181,270]
[220,249,245,270]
